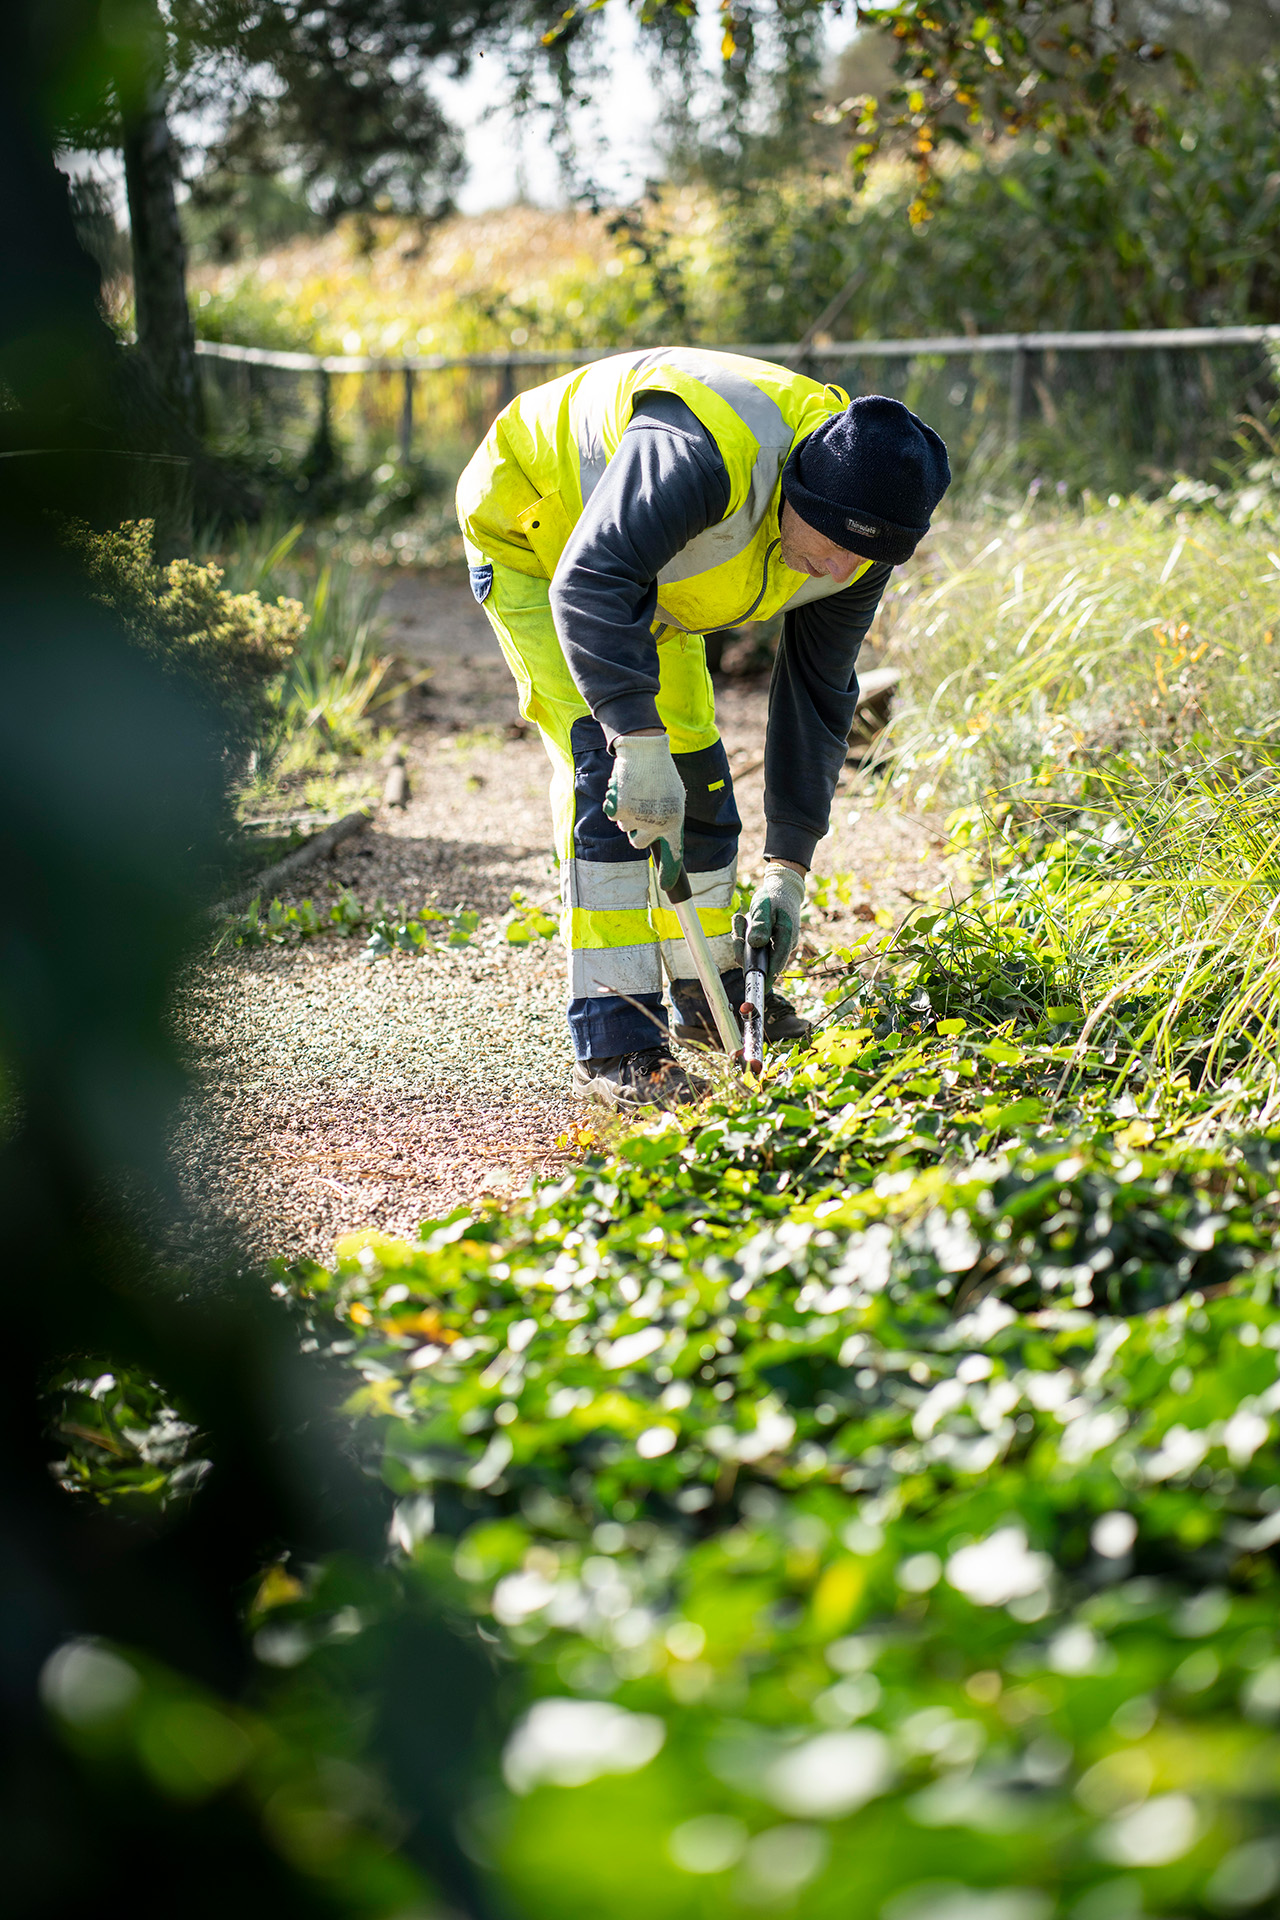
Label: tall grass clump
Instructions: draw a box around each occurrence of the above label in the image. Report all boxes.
[195,518,394,776]
[873,503,1280,1131]
[1081,767,1280,1123]
[889,768,1280,1128]
[882,504,1280,809]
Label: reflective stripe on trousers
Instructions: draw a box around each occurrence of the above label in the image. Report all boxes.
[473,559,740,1061]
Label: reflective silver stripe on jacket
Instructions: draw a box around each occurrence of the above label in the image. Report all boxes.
[571,349,852,634]
[573,349,791,567]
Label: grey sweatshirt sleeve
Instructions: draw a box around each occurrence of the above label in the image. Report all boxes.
[548,393,730,739]
[763,562,893,869]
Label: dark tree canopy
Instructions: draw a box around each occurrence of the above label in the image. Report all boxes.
[22,0,1244,459]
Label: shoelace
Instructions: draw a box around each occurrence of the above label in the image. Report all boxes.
[626,1046,677,1080]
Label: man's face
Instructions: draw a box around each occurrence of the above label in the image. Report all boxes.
[779,498,868,583]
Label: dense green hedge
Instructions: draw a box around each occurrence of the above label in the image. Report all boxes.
[52,823,1280,1915]
[701,71,1280,345]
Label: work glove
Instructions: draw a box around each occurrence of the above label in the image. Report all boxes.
[744,861,806,986]
[604,732,685,861]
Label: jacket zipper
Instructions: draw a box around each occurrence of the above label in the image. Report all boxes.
[656,537,783,634]
[735,538,781,626]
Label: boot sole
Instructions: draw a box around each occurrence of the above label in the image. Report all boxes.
[572,1077,650,1111]
[572,1075,705,1110]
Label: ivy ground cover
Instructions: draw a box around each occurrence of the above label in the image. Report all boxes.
[260,872,1280,1919]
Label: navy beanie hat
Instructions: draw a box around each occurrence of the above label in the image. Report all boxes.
[781,395,951,566]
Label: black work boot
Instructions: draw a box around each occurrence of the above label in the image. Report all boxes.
[763,991,812,1046]
[572,1045,709,1110]
[672,972,812,1050]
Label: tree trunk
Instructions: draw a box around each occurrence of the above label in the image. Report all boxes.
[122,81,203,436]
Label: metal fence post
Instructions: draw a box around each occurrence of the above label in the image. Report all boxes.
[247,362,264,439]
[399,368,415,464]
[306,365,336,477]
[1007,344,1027,458]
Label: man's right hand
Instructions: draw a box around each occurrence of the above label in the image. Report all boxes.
[604,731,685,856]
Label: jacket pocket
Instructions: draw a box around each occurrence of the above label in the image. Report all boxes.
[515,489,574,576]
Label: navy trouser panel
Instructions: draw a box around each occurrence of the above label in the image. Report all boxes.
[566,725,742,1061]
[565,716,668,1061]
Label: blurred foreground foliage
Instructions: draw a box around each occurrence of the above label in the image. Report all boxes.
[2,33,515,1908]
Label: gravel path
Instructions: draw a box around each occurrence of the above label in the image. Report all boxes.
[176,570,962,1266]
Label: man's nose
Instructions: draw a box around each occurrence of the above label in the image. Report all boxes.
[825,553,856,580]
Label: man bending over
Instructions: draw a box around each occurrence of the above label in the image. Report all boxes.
[456,348,949,1109]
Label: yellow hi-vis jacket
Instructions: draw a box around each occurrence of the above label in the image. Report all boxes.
[456,347,871,636]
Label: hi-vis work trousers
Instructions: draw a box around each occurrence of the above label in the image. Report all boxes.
[474,559,741,1061]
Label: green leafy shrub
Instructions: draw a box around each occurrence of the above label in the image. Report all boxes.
[192,520,398,767]
[363,902,479,956]
[61,499,1280,1913]
[66,800,1280,1914]
[65,517,306,751]
[223,889,481,955]
[245,771,1280,1914]
[706,70,1280,348]
[505,889,559,947]
[50,1368,210,1508]
[61,844,1280,1914]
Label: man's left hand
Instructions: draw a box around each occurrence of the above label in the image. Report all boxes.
[744,861,806,986]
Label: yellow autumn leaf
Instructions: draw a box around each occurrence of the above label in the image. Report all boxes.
[812,1557,867,1637]
[334,1227,416,1267]
[343,1378,399,1418]
[384,1308,456,1343]
[813,1025,872,1068]
[569,1391,649,1436]
[254,1563,304,1614]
